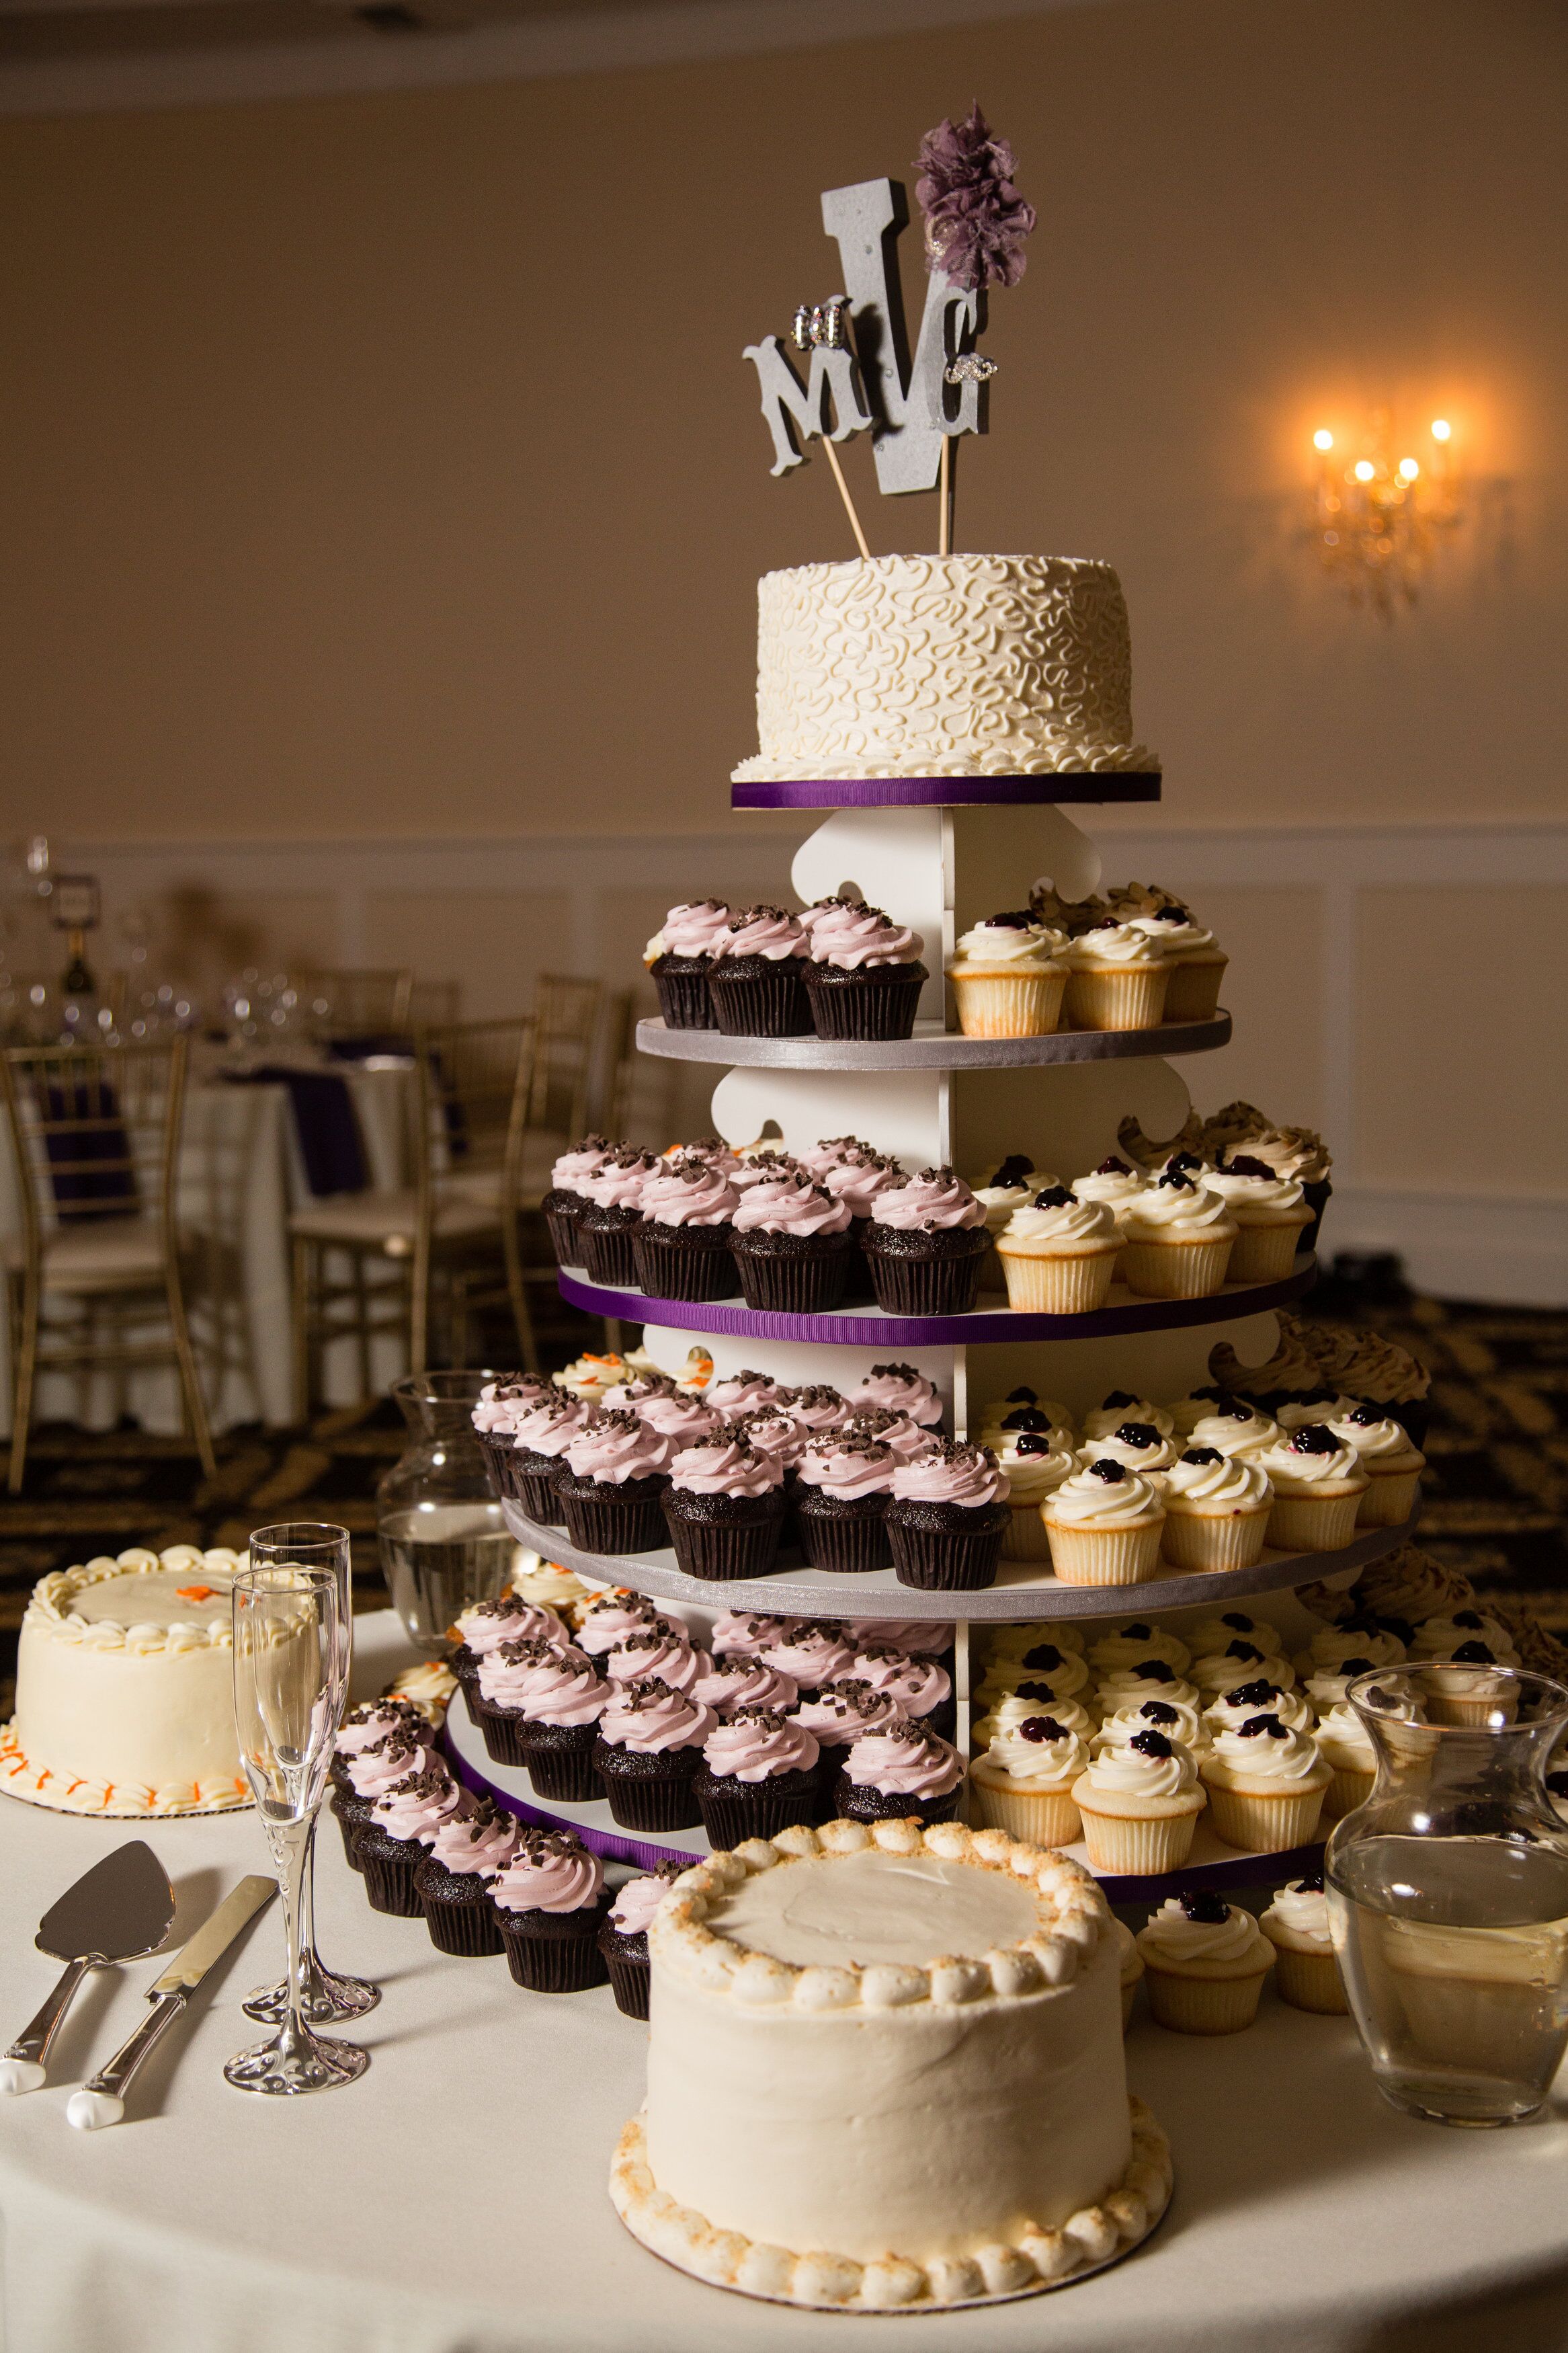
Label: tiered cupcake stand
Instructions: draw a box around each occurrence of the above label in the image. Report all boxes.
[449,780,1417,1905]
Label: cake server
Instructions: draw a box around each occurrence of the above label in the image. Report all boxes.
[66,1875,276,2129]
[1,1840,175,2096]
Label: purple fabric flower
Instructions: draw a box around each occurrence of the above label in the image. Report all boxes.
[914,104,1037,292]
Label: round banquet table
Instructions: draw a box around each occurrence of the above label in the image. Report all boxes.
[3,1614,1568,2353]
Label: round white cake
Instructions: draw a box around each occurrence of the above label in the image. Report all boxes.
[732,553,1158,782]
[1,1548,251,1816]
[611,1817,1169,2309]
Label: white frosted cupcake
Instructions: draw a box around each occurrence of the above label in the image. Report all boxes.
[1419,1647,1520,1727]
[1138,1892,1274,2034]
[1327,1406,1426,1527]
[1082,1392,1175,1442]
[971,1689,1098,1754]
[992,1432,1077,1560]
[969,1712,1091,1845]
[1200,1716,1330,1851]
[1204,1679,1315,1737]
[995,1187,1122,1314]
[1120,1174,1237,1300]
[1095,1694,1211,1753]
[976,1638,1093,1711]
[1061,921,1170,1031]
[1204,1158,1315,1283]
[987,1617,1086,1661]
[1075,1421,1178,1484]
[1298,1621,1409,1679]
[1315,1701,1378,1818]
[1071,1158,1150,1231]
[946,914,1068,1038]
[1184,1609,1282,1659]
[1126,904,1228,1022]
[1260,1873,1346,2013]
[1255,1429,1369,1553]
[1184,1401,1282,1459]
[1190,1637,1297,1695]
[1040,1462,1166,1586]
[1409,1608,1519,1665]
[1087,1620,1190,1676]
[1159,1448,1274,1571]
[1095,1663,1202,1716]
[977,1392,1078,1453]
[971,1154,1053,1240]
[1071,1730,1206,1872]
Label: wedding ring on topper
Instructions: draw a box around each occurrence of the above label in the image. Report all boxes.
[945,351,999,385]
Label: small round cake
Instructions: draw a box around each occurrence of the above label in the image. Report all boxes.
[1,1548,251,1815]
[733,555,1158,782]
[611,1817,1169,2309]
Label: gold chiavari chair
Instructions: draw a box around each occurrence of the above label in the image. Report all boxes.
[532,974,604,1146]
[1,1038,215,1493]
[298,968,415,1038]
[287,1016,537,1410]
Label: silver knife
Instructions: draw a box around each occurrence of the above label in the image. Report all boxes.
[65,1877,276,2130]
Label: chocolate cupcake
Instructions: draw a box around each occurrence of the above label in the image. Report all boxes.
[862,1168,990,1316]
[602,1622,701,1693]
[330,1698,429,1799]
[606,1376,722,1458]
[593,1679,716,1831]
[415,1797,520,1956]
[474,1637,608,1794]
[848,1361,945,1431]
[815,1150,906,1303]
[886,1441,1011,1591]
[645,900,729,1031]
[483,1389,592,1520]
[729,1171,856,1314]
[574,1149,659,1287]
[794,1433,896,1572]
[788,1677,906,1756]
[574,1589,669,1657]
[451,1591,569,1702]
[540,1137,615,1268]
[834,1721,966,1828]
[661,1433,788,1580]
[490,1829,611,1993]
[847,1642,956,1741]
[632,1156,740,1303]
[692,1708,825,1847]
[708,1608,796,1659]
[801,902,927,1041]
[706,905,812,1037]
[355,1763,466,1917]
[554,1410,671,1555]
[688,1652,800,1719]
[598,1860,688,2020]
[470,1374,556,1496]
[704,1366,785,1417]
[759,1620,856,1697]
[333,1721,431,1870]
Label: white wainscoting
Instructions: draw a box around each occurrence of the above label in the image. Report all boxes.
[50,817,1568,1307]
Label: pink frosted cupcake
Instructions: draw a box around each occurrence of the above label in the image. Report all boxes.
[331,1720,431,1870]
[846,1642,954,1739]
[848,1361,945,1429]
[780,1385,850,1439]
[356,1761,467,1916]
[556,1410,671,1555]
[760,1620,856,1693]
[788,1678,906,1751]
[592,1677,716,1831]
[689,1653,800,1718]
[707,904,812,1037]
[731,1406,808,1478]
[540,1136,614,1267]
[818,1151,908,1302]
[864,1168,989,1317]
[475,1636,608,1792]
[802,900,927,1041]
[491,1388,592,1521]
[490,1828,610,1993]
[794,1432,897,1574]
[616,1380,721,1455]
[450,1591,574,1702]
[709,1609,794,1659]
[834,1720,965,1828]
[692,1707,823,1845]
[645,898,729,1031]
[842,1405,937,1465]
[705,1367,786,1417]
[886,1441,1010,1591]
[574,1590,669,1655]
[730,1170,855,1313]
[575,1148,660,1286]
[660,1432,788,1580]
[470,1374,558,1494]
[630,1156,739,1304]
[598,1858,688,2019]
[414,1795,520,1956]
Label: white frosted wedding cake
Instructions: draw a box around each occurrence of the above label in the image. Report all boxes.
[611,1817,1169,2309]
[732,553,1158,782]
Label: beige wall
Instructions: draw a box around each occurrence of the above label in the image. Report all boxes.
[0,0,1564,840]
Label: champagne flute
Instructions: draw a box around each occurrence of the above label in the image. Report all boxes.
[226,1565,369,2095]
[242,1524,380,2026]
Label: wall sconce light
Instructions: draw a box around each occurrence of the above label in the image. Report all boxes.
[1310,410,1462,616]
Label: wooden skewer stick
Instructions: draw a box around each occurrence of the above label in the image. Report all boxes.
[823,436,872,561]
[938,434,954,556]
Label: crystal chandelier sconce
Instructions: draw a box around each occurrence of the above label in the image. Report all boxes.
[1310,413,1462,615]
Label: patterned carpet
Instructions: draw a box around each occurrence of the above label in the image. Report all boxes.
[3,1262,1565,1709]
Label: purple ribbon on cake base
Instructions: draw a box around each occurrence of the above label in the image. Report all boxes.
[731,774,1163,811]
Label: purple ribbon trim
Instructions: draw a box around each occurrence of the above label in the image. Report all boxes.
[440,1720,702,1875]
[731,774,1162,811]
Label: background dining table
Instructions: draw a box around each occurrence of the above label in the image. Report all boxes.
[1,1611,1566,2353]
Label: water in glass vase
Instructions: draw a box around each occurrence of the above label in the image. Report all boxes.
[1328,1832,1568,2126]
[379,1504,516,1654]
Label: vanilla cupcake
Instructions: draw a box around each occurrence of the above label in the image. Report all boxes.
[971,1690,1098,1753]
[1184,1400,1283,1459]
[1119,1172,1237,1300]
[1255,1427,1369,1553]
[1200,1715,1330,1851]
[1419,1646,1520,1727]
[1087,1620,1190,1675]
[1040,1461,1167,1586]
[1070,1158,1150,1232]
[1167,1383,1237,1437]
[1137,1891,1275,2034]
[1327,1405,1426,1527]
[946,912,1068,1038]
[977,1639,1093,1711]
[1190,1638,1297,1695]
[1113,1916,1144,2031]
[1184,1610,1282,1660]
[977,1400,1079,1458]
[1299,1621,1409,1678]
[1204,1158,1315,1283]
[971,1154,1051,1240]
[1315,1702,1378,1819]
[1072,1730,1206,1873]
[1076,1420,1179,1484]
[992,1431,1076,1560]
[1125,904,1228,1023]
[1409,1608,1520,1665]
[1082,1392,1175,1443]
[989,1616,1086,1659]
[969,1712,1091,1845]
[1260,1873,1346,2013]
[1095,1694,1211,1753]
[1204,1678,1314,1737]
[1095,1661,1201,1716]
[995,1186,1122,1314]
[1061,921,1170,1031]
[1159,1447,1274,1571]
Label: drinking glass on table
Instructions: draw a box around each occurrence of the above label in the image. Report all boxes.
[241,1525,380,2028]
[225,1565,368,2096]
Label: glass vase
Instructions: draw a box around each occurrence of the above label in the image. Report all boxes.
[378,1370,517,1654]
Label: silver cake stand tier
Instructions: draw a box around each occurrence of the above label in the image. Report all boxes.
[499,1497,1419,1624]
[636,1012,1233,1072]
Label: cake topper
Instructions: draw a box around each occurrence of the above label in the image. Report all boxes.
[743,107,1033,557]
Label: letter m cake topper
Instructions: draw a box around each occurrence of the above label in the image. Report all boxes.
[743,108,1035,542]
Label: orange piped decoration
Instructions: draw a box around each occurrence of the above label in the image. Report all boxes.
[176,1584,216,1603]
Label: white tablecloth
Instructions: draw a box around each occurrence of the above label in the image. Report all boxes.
[2,1612,1567,2353]
[0,1068,413,1433]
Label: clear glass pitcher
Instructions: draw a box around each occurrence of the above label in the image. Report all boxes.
[1326,1663,1568,2126]
[377,1371,518,1654]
